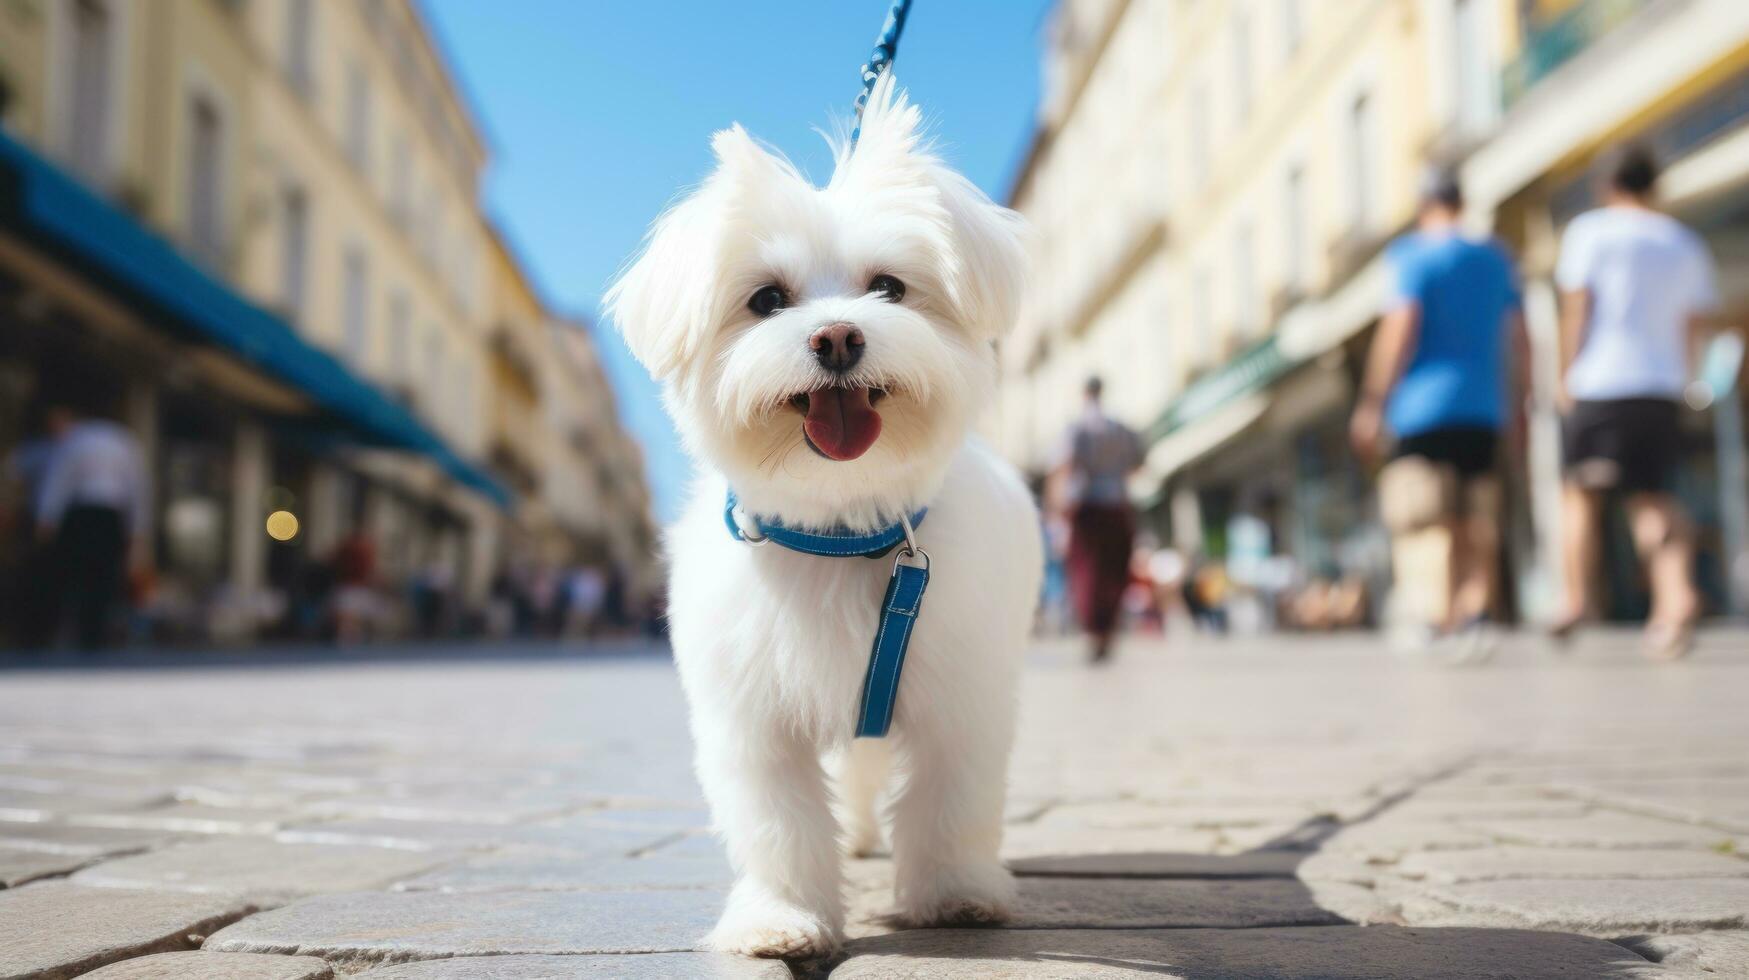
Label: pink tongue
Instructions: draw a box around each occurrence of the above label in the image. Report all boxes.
[803,387,882,461]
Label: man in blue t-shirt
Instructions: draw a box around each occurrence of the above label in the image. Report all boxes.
[1350,169,1525,645]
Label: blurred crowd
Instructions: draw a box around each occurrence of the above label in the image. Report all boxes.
[1,404,654,652]
[1044,146,1737,664]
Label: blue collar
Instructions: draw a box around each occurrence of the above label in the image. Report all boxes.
[724,488,932,739]
[724,491,927,559]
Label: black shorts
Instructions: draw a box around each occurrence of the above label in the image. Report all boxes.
[1562,398,1681,494]
[1393,427,1499,479]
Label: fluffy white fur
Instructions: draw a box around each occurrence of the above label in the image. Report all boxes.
[607,75,1041,959]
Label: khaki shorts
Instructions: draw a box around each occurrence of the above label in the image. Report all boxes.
[1379,455,1501,533]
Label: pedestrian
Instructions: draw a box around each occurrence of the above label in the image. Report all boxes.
[1551,146,1714,660]
[1054,377,1141,663]
[3,415,63,647]
[33,406,150,650]
[1350,168,1525,655]
[562,564,608,639]
[329,525,379,645]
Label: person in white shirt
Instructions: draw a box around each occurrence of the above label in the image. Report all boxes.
[35,407,149,649]
[1553,147,1715,659]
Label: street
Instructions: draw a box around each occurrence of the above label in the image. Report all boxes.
[1,631,1747,978]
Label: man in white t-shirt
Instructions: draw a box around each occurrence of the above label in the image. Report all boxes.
[1553,146,1717,659]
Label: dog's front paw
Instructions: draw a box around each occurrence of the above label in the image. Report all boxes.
[708,899,841,959]
[897,861,1017,927]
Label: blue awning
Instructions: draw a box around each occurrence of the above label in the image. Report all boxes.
[0,131,510,509]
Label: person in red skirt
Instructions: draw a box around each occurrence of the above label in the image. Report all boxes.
[1054,377,1142,663]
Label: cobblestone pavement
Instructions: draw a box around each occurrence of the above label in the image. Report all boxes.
[0,629,1746,978]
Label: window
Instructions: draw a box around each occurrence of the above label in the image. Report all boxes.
[65,0,116,183]
[424,328,446,411]
[1234,222,1258,335]
[388,289,411,383]
[185,93,225,269]
[1283,164,1306,292]
[421,185,441,264]
[389,131,411,226]
[284,0,313,97]
[344,60,372,176]
[1347,91,1377,232]
[1452,0,1496,131]
[1279,0,1301,60]
[1191,269,1213,367]
[342,247,370,365]
[1190,82,1211,188]
[279,185,308,322]
[1231,8,1253,121]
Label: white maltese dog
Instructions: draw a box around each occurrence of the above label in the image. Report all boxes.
[607,75,1041,959]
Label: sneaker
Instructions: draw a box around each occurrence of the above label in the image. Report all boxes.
[1643,620,1695,663]
[1449,616,1501,666]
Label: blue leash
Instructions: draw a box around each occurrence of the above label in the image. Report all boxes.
[725,492,931,739]
[850,0,915,147]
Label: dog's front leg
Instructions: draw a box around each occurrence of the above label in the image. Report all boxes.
[697,717,844,958]
[890,726,1016,926]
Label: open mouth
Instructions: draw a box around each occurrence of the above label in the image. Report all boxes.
[789,386,887,461]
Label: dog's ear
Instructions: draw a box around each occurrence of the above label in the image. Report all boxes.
[607,126,791,381]
[836,75,1028,341]
[933,166,1028,342]
[605,190,715,382]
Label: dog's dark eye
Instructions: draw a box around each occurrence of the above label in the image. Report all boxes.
[748,284,788,318]
[869,274,905,303]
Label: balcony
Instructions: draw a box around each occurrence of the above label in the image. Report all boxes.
[1502,0,1653,108]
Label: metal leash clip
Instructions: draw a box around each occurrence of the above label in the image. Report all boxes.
[892,512,929,573]
[730,505,769,547]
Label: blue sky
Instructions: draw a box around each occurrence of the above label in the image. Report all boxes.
[424,0,1052,522]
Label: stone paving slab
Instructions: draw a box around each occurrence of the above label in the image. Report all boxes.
[275,819,672,856]
[1561,780,1749,833]
[850,876,1347,932]
[395,852,735,893]
[0,787,172,822]
[354,953,792,978]
[1402,877,1749,934]
[1616,930,1749,977]
[203,889,724,962]
[826,926,1668,979]
[0,881,250,979]
[71,801,291,835]
[1031,800,1322,831]
[563,806,713,833]
[0,763,180,796]
[298,793,581,825]
[998,823,1221,859]
[1397,844,1749,883]
[1382,797,1592,821]
[1319,819,1494,862]
[78,950,334,979]
[0,821,180,856]
[643,832,730,860]
[70,838,456,903]
[0,845,95,887]
[1461,811,1740,850]
[1007,850,1305,878]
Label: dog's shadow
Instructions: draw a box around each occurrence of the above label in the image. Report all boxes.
[793,812,1662,979]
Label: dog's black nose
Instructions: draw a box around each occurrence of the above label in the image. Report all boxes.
[810,322,864,374]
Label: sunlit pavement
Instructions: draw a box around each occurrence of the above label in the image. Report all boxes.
[0,630,1746,978]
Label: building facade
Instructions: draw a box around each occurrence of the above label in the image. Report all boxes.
[0,0,654,644]
[1002,0,1749,624]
